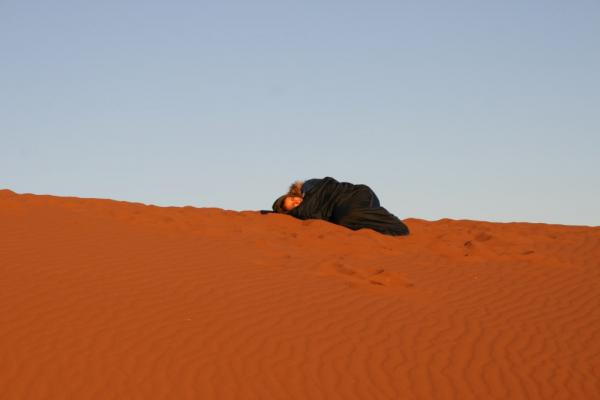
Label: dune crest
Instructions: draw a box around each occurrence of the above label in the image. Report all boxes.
[1,190,599,399]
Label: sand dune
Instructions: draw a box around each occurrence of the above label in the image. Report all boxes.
[1,189,599,399]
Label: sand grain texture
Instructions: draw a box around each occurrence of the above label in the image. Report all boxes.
[1,189,599,399]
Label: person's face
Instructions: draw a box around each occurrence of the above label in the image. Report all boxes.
[283,196,303,211]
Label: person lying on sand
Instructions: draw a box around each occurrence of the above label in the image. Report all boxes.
[272,177,409,236]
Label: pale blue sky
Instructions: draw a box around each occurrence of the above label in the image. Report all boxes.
[1,0,599,225]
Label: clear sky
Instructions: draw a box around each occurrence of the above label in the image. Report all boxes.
[2,0,599,226]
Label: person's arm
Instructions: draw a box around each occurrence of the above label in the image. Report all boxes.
[301,178,322,195]
[289,177,338,221]
[289,194,323,220]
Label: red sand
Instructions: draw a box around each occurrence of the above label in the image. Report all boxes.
[1,189,599,399]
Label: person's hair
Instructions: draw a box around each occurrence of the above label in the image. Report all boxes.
[287,180,304,197]
[272,180,305,213]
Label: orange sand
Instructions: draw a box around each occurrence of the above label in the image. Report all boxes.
[1,189,599,399]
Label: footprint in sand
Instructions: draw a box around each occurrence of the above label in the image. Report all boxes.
[366,269,414,288]
[318,261,414,289]
[474,232,493,242]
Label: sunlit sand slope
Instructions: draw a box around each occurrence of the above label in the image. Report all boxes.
[1,189,599,399]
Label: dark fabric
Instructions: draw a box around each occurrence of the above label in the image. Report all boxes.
[289,177,409,236]
[300,178,322,195]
